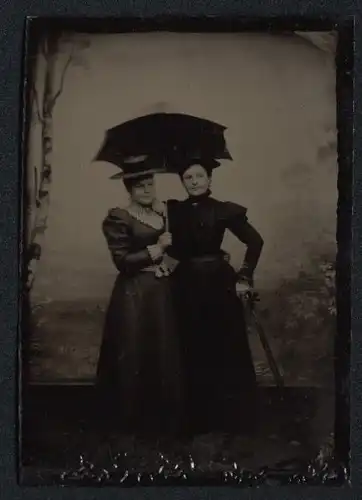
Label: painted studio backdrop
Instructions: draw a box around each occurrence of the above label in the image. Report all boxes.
[26,32,337,400]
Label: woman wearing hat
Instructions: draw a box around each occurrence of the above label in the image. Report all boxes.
[96,155,183,439]
[166,158,264,437]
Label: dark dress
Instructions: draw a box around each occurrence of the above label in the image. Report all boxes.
[96,207,183,436]
[167,193,264,435]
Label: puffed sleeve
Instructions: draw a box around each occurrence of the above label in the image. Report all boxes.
[223,202,264,284]
[102,208,163,274]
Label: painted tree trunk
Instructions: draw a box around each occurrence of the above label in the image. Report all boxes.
[27,36,57,293]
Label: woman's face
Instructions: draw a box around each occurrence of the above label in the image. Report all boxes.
[181,164,211,197]
[130,176,156,206]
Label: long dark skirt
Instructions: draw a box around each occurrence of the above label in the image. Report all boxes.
[172,259,258,436]
[96,271,184,437]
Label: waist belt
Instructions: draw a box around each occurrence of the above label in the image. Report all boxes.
[186,254,226,264]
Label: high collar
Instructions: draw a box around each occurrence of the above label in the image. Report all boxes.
[186,189,212,204]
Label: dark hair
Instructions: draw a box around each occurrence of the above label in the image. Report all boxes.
[123,174,154,193]
[179,159,219,179]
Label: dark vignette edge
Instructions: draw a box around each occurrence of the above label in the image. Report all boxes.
[17,14,353,488]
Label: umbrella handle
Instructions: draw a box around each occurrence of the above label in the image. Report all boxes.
[164,202,170,233]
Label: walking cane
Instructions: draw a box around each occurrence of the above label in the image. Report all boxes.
[241,290,285,389]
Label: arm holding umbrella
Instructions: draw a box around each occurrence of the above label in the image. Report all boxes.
[103,208,169,275]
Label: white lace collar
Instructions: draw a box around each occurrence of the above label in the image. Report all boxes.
[125,203,164,231]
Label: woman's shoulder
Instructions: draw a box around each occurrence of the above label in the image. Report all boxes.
[166,198,181,206]
[165,199,183,212]
[103,207,132,228]
[105,206,131,219]
[214,199,248,219]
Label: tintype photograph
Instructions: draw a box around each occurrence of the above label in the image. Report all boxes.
[20,18,350,486]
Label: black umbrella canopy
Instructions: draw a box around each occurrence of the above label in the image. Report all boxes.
[94,112,232,176]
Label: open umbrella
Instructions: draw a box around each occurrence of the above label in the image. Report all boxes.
[94,112,232,176]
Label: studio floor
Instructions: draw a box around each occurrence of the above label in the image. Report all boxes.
[20,384,341,486]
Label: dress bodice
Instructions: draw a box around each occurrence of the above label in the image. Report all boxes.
[167,195,263,279]
[167,196,246,259]
[102,207,165,274]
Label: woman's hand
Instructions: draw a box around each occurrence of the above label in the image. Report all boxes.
[236,280,260,310]
[158,232,172,250]
[235,280,251,298]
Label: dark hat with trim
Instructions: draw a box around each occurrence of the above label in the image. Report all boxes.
[175,156,221,177]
